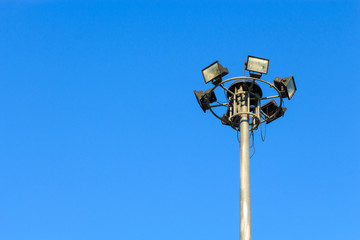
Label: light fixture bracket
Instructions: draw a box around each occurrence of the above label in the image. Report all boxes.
[249,72,262,79]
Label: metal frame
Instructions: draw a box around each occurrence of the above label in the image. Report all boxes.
[207,76,284,131]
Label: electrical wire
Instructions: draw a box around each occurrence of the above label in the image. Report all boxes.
[260,121,266,142]
[250,144,255,159]
[237,129,256,158]
[223,85,228,100]
[244,58,246,76]
[250,130,256,159]
[249,131,254,148]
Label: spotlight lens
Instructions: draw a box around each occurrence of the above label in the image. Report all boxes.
[274,75,297,100]
[246,56,269,74]
[287,77,296,99]
[202,62,221,83]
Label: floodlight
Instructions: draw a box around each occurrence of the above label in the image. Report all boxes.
[261,99,287,124]
[245,56,270,75]
[194,90,210,113]
[261,100,278,116]
[221,114,230,125]
[274,75,297,100]
[205,88,217,103]
[221,106,231,126]
[202,61,229,84]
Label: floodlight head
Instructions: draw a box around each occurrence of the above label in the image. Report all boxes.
[245,55,269,75]
[202,61,229,85]
[194,90,210,113]
[221,113,230,126]
[221,106,231,126]
[261,100,287,124]
[261,100,278,116]
[205,88,217,103]
[227,79,263,99]
[274,75,297,100]
[266,107,286,124]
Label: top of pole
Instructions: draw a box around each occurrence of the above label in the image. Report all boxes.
[227,79,263,99]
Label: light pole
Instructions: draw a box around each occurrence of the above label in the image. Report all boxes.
[194,56,297,240]
[238,85,251,240]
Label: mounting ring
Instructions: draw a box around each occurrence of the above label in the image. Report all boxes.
[207,76,284,130]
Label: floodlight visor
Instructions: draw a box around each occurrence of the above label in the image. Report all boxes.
[246,56,269,74]
[201,61,229,84]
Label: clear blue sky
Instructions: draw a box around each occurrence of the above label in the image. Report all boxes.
[0,1,359,240]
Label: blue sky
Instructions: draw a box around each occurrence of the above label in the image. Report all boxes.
[0,1,359,240]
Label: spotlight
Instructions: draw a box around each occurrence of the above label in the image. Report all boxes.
[261,99,287,124]
[221,106,231,126]
[205,88,217,103]
[245,55,270,75]
[194,90,210,113]
[274,75,297,100]
[221,113,230,125]
[202,61,229,84]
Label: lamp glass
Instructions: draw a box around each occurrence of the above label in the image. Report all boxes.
[202,62,221,83]
[287,77,296,99]
[246,56,269,74]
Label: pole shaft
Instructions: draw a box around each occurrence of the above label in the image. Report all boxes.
[239,91,251,240]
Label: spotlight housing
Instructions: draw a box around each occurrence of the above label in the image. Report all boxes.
[274,75,297,100]
[194,90,210,113]
[202,61,229,84]
[245,56,270,75]
[261,99,287,124]
[221,106,231,126]
[205,88,217,103]
[221,113,230,126]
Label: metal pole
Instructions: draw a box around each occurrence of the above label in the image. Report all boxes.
[239,89,251,240]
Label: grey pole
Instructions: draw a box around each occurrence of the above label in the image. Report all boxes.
[239,88,251,240]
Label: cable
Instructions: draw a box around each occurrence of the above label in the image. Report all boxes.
[250,130,256,159]
[223,85,228,100]
[238,129,256,158]
[252,131,255,148]
[264,122,267,141]
[260,121,266,142]
[250,143,256,159]
[249,131,254,148]
[244,58,246,76]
